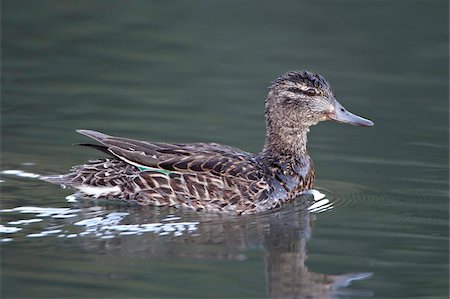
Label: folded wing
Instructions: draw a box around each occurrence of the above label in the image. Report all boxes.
[76,129,263,182]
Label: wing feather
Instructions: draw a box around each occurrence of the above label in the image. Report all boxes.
[77,130,263,183]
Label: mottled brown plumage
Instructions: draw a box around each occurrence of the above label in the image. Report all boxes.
[43,70,373,214]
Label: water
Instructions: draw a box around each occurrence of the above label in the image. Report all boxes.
[1,1,448,298]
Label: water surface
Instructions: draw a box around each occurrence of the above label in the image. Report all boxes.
[1,1,448,298]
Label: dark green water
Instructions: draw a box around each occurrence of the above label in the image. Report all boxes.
[1,1,448,298]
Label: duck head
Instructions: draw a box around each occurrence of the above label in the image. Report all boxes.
[266,70,374,128]
[263,70,373,155]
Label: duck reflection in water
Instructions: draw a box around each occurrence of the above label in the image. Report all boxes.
[74,195,372,299]
[262,201,372,298]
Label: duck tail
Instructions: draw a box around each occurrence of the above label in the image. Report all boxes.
[40,173,76,186]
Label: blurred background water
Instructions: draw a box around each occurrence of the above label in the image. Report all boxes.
[1,1,448,298]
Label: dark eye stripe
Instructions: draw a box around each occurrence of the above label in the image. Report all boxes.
[287,87,303,93]
[287,87,319,96]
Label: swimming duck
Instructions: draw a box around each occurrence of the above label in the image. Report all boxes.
[43,70,373,215]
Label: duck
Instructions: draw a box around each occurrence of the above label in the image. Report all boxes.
[43,70,373,215]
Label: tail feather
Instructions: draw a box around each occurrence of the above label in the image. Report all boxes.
[40,174,72,185]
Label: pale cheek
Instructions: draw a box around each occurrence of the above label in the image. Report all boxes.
[328,103,335,113]
[314,103,333,119]
[318,114,329,121]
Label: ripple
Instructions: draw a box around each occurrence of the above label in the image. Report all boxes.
[313,179,449,241]
[0,205,200,242]
[0,225,22,233]
[27,230,62,238]
[314,180,386,216]
[8,219,43,225]
[301,189,334,213]
[319,155,445,169]
[0,179,388,243]
[1,169,41,179]
[0,206,81,218]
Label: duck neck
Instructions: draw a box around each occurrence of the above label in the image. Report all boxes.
[259,125,310,162]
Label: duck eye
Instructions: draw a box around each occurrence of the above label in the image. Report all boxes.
[305,88,317,96]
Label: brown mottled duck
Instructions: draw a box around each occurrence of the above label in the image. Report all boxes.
[43,70,373,215]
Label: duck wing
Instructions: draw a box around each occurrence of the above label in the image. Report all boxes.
[76,130,263,182]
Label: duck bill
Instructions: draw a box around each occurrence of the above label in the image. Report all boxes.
[328,100,374,127]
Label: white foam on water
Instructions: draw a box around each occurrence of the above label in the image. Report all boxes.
[308,199,330,211]
[119,231,139,235]
[17,172,41,178]
[309,202,334,213]
[313,205,334,213]
[300,189,334,213]
[0,206,81,218]
[51,214,77,219]
[94,221,199,237]
[162,216,181,222]
[8,219,43,225]
[1,169,41,179]
[74,212,129,228]
[74,217,105,227]
[162,225,176,232]
[108,212,130,217]
[25,233,45,238]
[0,225,22,233]
[1,207,199,240]
[27,229,62,238]
[301,189,327,201]
[2,170,22,175]
[70,210,199,239]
